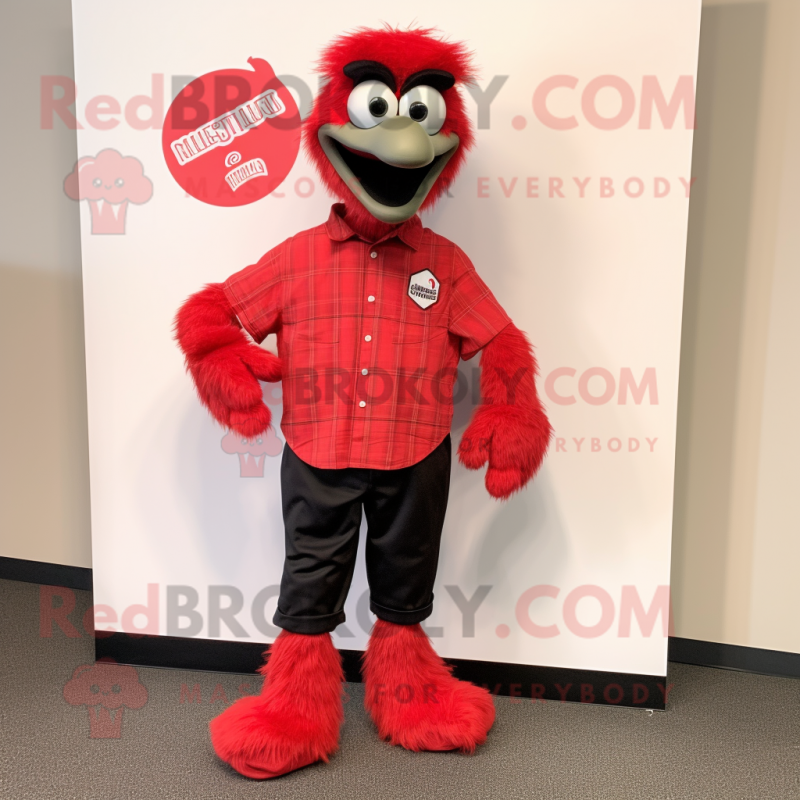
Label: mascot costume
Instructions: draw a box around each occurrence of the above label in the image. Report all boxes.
[175,26,552,779]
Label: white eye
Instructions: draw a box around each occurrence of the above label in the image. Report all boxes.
[347,80,398,129]
[399,85,446,135]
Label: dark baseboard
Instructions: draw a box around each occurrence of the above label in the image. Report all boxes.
[96,632,668,710]
[5,555,799,687]
[0,555,92,592]
[668,636,800,681]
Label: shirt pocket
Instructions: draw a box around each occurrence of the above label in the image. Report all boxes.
[280,319,340,360]
[392,323,448,345]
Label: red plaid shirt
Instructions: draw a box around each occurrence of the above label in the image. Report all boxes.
[223,204,511,469]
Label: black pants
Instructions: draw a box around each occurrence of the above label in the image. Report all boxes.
[273,436,451,635]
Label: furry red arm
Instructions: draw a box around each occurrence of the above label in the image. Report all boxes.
[458,323,552,499]
[174,283,281,437]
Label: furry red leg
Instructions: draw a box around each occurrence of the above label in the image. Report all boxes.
[362,620,495,753]
[209,631,344,779]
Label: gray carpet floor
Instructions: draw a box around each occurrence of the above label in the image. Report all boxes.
[0,577,798,800]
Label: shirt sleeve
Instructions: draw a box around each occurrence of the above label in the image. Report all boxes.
[222,240,287,344]
[448,246,512,360]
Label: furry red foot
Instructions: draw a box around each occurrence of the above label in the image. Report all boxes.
[362,620,495,753]
[209,631,344,779]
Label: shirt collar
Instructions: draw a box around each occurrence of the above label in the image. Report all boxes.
[325,203,423,251]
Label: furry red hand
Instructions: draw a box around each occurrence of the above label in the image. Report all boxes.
[459,404,551,499]
[187,341,280,437]
[459,323,552,500]
[175,283,281,437]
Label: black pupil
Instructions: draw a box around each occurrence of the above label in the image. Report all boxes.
[409,102,428,122]
[369,97,389,117]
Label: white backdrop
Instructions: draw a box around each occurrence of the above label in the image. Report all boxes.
[71,0,701,677]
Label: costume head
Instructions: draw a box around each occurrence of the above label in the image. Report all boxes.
[303,27,475,224]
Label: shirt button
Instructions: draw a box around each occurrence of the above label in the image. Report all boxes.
[359,400,366,408]
[365,334,372,342]
[361,368,368,376]
[370,251,378,259]
[368,295,375,302]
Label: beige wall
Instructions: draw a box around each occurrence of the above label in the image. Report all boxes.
[0,0,92,568]
[671,0,800,654]
[1,0,798,653]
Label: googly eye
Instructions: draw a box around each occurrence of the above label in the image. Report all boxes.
[347,80,399,129]
[399,85,446,135]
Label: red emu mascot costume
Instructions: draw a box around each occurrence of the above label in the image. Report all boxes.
[175,27,552,779]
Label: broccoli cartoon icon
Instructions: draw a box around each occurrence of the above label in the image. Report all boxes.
[64,149,153,234]
[63,659,148,739]
[221,427,283,477]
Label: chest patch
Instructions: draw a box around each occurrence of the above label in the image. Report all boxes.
[408,270,440,309]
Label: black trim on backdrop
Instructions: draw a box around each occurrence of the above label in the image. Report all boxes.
[669,636,800,681]
[5,556,800,686]
[96,632,668,710]
[0,555,92,592]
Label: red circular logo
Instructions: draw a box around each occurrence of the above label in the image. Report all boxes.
[162,57,301,207]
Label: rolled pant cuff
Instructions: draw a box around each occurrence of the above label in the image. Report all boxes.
[272,608,345,635]
[370,598,434,626]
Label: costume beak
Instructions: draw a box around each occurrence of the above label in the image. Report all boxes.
[328,116,445,168]
[319,120,459,223]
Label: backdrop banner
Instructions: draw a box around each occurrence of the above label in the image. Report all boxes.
[70,0,701,686]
